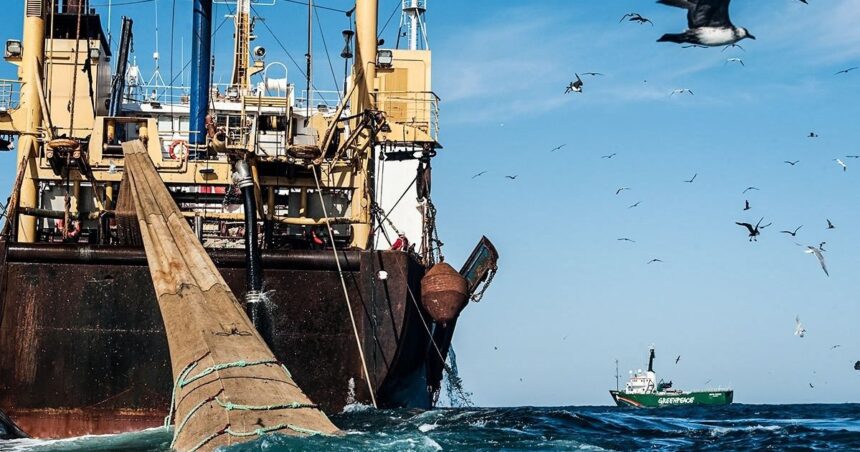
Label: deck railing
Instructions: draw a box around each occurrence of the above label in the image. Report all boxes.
[0,79,22,112]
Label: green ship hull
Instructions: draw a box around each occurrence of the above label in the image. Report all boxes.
[610,390,733,408]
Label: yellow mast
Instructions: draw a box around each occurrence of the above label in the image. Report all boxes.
[347,0,377,249]
[16,0,47,242]
[230,0,251,91]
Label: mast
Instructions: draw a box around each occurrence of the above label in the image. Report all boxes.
[16,0,48,242]
[305,0,312,116]
[615,359,620,391]
[400,0,427,50]
[230,0,252,91]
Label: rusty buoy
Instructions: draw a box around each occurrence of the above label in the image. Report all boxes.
[421,262,469,325]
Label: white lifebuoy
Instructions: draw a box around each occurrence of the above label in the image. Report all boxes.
[168,139,188,160]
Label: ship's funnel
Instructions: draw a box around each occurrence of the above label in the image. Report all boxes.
[61,0,90,14]
[189,0,213,146]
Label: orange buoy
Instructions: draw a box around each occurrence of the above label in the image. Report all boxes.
[421,262,469,325]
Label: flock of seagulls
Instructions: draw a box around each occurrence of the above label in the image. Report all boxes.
[479,1,860,380]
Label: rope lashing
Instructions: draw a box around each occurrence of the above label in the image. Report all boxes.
[214,397,318,412]
[178,359,279,388]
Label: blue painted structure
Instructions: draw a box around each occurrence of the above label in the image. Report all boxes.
[189,0,213,145]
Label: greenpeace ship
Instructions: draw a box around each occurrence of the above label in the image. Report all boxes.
[0,0,497,439]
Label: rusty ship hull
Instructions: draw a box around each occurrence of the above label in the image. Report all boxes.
[0,242,442,438]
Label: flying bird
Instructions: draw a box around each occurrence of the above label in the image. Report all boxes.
[628,201,642,209]
[780,225,802,237]
[835,158,847,171]
[657,0,756,47]
[550,144,567,152]
[819,241,827,252]
[797,0,808,4]
[846,155,860,159]
[505,175,518,180]
[602,153,617,159]
[742,186,759,194]
[834,67,858,75]
[620,13,654,25]
[795,316,806,338]
[736,218,771,241]
[617,238,636,243]
[671,88,694,96]
[809,383,814,389]
[808,132,819,138]
[854,361,860,371]
[471,171,488,179]
[804,245,829,276]
[743,200,751,211]
[683,173,698,183]
[647,258,663,264]
[721,43,745,52]
[827,219,835,229]
[616,187,631,195]
[581,72,605,76]
[682,44,709,48]
[725,57,744,66]
[675,355,681,364]
[784,160,799,166]
[565,74,584,94]
[830,345,841,350]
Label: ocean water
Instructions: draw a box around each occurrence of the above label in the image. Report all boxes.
[2,404,859,451]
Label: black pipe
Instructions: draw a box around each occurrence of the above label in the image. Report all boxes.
[234,161,271,344]
[108,17,133,118]
[5,243,361,270]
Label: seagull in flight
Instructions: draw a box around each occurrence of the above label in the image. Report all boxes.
[835,158,847,171]
[602,153,617,159]
[620,13,654,25]
[743,200,751,211]
[675,355,681,364]
[647,258,663,264]
[505,175,518,180]
[550,144,566,152]
[471,171,488,179]
[736,218,771,241]
[809,383,815,389]
[804,244,829,276]
[819,241,827,252]
[827,219,836,229]
[671,88,694,96]
[581,72,605,77]
[854,361,860,371]
[846,155,860,159]
[617,238,636,243]
[830,345,841,350]
[616,187,631,195]
[683,173,698,183]
[628,201,642,209]
[834,67,858,75]
[683,44,709,48]
[784,160,799,166]
[742,186,759,194]
[725,57,745,66]
[808,132,819,138]
[780,225,802,237]
[795,316,806,338]
[565,74,584,94]
[657,0,756,47]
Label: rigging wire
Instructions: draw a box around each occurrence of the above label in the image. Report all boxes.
[379,0,401,38]
[251,4,333,107]
[313,4,342,102]
[311,168,378,408]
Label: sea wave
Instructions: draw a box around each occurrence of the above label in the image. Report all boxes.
[2,404,860,451]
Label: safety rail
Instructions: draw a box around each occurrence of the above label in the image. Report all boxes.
[296,90,343,111]
[373,90,440,142]
[0,79,22,112]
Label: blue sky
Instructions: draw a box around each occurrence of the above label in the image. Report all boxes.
[3,0,860,407]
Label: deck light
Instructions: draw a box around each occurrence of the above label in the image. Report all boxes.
[5,40,22,59]
[376,49,393,68]
[89,47,100,60]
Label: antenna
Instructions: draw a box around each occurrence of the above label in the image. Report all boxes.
[305,0,313,118]
[146,0,166,96]
[398,0,429,50]
[615,359,620,391]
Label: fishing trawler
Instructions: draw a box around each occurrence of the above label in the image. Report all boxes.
[610,347,733,408]
[0,0,498,440]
